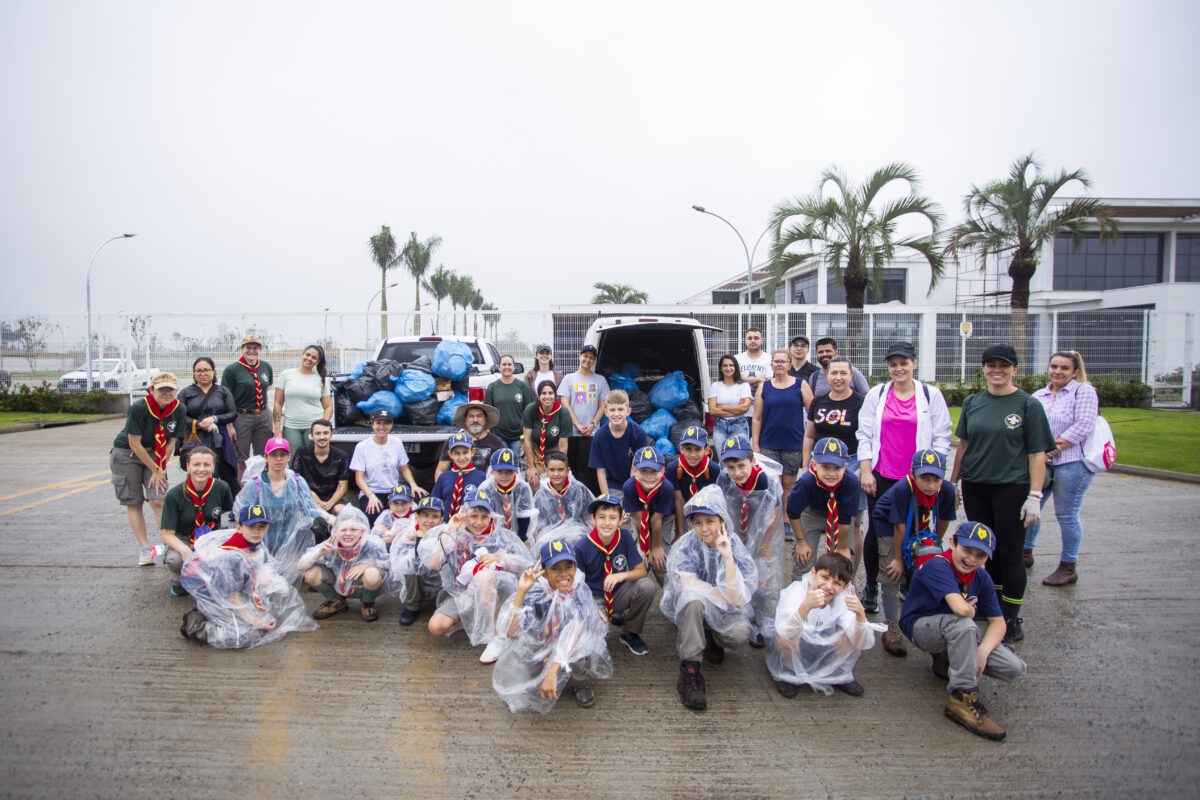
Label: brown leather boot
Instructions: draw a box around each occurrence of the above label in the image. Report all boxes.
[945,688,1006,740]
[1043,561,1077,586]
[883,620,908,657]
[1023,549,1034,569]
[931,651,949,681]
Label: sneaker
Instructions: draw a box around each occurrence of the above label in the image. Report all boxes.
[834,680,864,697]
[619,632,649,656]
[677,661,707,710]
[749,632,765,649]
[775,679,800,699]
[179,609,207,643]
[361,602,378,623]
[883,620,908,657]
[137,546,155,566]
[861,583,879,614]
[169,585,188,598]
[784,521,795,543]
[1002,616,1024,644]
[945,688,1006,741]
[312,597,349,619]
[573,685,596,708]
[479,638,504,664]
[702,629,725,665]
[397,608,418,626]
[931,651,949,681]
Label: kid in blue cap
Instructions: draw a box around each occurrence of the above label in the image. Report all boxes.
[621,446,675,582]
[787,437,860,581]
[431,431,486,519]
[666,426,721,544]
[478,448,536,541]
[373,485,415,545]
[387,495,446,627]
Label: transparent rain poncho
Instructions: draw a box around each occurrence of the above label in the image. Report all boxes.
[765,573,886,694]
[234,457,327,583]
[715,456,785,630]
[531,477,595,540]
[478,473,538,540]
[385,517,443,604]
[418,519,533,645]
[492,569,613,714]
[180,530,317,649]
[659,489,759,638]
[296,507,389,596]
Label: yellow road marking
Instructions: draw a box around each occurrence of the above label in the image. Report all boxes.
[0,480,109,517]
[0,471,109,503]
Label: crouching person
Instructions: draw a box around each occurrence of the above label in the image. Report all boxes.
[179,504,317,649]
[493,538,613,712]
[298,506,389,623]
[900,522,1027,741]
[766,552,885,698]
[387,495,446,627]
[660,488,758,711]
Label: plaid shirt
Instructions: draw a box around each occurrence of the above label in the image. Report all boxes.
[1032,380,1098,466]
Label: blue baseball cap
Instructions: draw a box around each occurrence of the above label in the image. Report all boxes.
[490,448,519,471]
[679,426,708,447]
[388,485,413,503]
[446,431,473,451]
[633,446,665,471]
[414,495,444,513]
[684,498,722,520]
[720,434,753,462]
[539,538,577,569]
[812,437,849,466]
[463,486,493,511]
[911,449,947,478]
[953,521,995,558]
[238,504,271,526]
[588,493,622,515]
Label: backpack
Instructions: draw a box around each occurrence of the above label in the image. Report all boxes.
[1081,415,1116,473]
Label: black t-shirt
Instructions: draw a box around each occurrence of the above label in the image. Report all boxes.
[807,391,864,456]
[789,361,818,381]
[290,445,350,500]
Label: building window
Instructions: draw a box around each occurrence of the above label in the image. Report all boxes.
[826,268,906,304]
[790,271,818,304]
[775,283,786,304]
[1053,233,1163,290]
[1176,233,1200,282]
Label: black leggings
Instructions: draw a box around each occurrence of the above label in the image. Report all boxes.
[863,472,901,586]
[961,481,1028,612]
[567,436,600,496]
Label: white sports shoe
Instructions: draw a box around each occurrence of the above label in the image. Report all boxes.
[137,546,155,566]
[479,639,504,664]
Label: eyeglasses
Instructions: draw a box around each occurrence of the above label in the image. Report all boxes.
[194,368,213,373]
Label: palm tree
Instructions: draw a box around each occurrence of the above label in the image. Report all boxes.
[766,163,943,361]
[401,232,442,335]
[591,282,648,304]
[470,290,484,337]
[424,264,455,334]
[481,302,500,339]
[368,225,400,339]
[450,274,475,336]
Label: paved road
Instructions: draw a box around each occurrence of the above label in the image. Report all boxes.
[1,420,1199,799]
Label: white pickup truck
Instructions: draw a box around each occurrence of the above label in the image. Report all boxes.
[57,358,158,394]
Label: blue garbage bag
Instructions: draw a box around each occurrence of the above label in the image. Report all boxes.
[649,370,688,410]
[356,390,403,419]
[431,341,474,380]
[655,437,677,457]
[609,373,638,393]
[619,362,642,379]
[394,369,437,403]
[349,360,368,379]
[437,392,468,425]
[642,408,676,440]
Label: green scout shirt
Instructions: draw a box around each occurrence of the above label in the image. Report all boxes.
[112,399,188,450]
[221,359,273,410]
[521,403,573,451]
[485,379,528,441]
[955,389,1055,486]
[161,478,235,546]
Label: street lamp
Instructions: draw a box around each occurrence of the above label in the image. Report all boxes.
[691,206,774,313]
[86,233,136,390]
[367,283,399,343]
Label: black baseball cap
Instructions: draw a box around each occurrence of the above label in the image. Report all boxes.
[789,334,810,346]
[579,344,598,356]
[980,343,1018,366]
[885,341,917,360]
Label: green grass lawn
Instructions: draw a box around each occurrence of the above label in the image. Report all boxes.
[947,406,1200,475]
[0,411,98,428]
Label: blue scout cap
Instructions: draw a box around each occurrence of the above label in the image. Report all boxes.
[812,437,849,466]
[720,434,753,462]
[683,497,722,519]
[588,493,623,515]
[679,426,709,447]
[463,486,492,511]
[388,485,413,503]
[633,446,665,471]
[238,504,271,525]
[953,521,995,558]
[539,538,577,569]
[490,448,519,471]
[446,431,473,451]
[414,496,444,513]
[911,449,947,478]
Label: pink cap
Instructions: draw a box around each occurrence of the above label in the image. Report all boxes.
[264,437,290,455]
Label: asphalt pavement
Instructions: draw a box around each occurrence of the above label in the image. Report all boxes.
[1,420,1198,799]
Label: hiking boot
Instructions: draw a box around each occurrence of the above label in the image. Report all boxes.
[397,608,418,626]
[312,597,349,619]
[1042,561,1078,586]
[677,661,707,710]
[620,631,649,656]
[573,685,595,708]
[776,679,800,699]
[1002,615,1024,644]
[361,602,378,623]
[702,629,725,665]
[883,620,907,657]
[861,583,879,614]
[945,688,1006,741]
[834,680,864,697]
[931,651,950,681]
[1023,549,1034,569]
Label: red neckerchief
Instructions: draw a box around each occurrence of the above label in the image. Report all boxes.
[183,477,214,545]
[676,454,711,498]
[220,531,258,552]
[808,463,844,553]
[634,478,663,555]
[538,400,561,466]
[449,466,474,515]
[144,394,179,470]
[587,526,619,616]
[547,476,570,520]
[237,356,265,409]
[334,533,369,595]
[455,520,496,564]
[734,464,764,540]
[908,474,937,532]
[937,550,976,597]
[492,475,516,528]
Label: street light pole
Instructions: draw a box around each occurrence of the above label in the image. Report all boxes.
[691,206,777,311]
[86,234,136,391]
[367,283,399,344]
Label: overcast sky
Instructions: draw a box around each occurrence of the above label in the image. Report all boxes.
[3,0,1198,331]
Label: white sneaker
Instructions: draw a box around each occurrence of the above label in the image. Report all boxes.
[137,546,155,566]
[479,639,504,664]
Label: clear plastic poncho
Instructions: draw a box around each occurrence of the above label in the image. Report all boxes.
[417,519,533,645]
[296,507,390,596]
[765,573,886,694]
[492,569,613,714]
[659,489,759,639]
[478,474,538,537]
[234,457,326,584]
[531,478,595,540]
[715,458,785,631]
[180,530,317,649]
[385,518,444,604]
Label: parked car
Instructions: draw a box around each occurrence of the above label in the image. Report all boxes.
[57,359,157,394]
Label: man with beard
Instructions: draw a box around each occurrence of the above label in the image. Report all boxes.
[801,337,870,408]
[434,402,506,479]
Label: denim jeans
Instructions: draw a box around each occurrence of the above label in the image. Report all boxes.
[713,416,750,458]
[1023,460,1095,563]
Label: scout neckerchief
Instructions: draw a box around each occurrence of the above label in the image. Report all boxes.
[237,356,265,410]
[676,454,711,498]
[587,525,620,617]
[454,520,497,566]
[903,474,940,570]
[634,477,664,556]
[334,532,369,596]
[449,466,474,515]
[936,550,975,598]
[734,464,764,540]
[547,475,570,521]
[537,399,562,466]
[183,476,215,545]
[541,577,577,644]
[144,394,179,471]
[491,474,517,529]
[220,531,265,610]
[808,463,844,553]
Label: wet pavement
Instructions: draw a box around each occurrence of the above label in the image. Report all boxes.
[1,420,1198,799]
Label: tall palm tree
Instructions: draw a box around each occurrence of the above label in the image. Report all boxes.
[590,282,648,304]
[423,264,455,334]
[766,163,943,360]
[470,290,484,337]
[368,225,400,339]
[481,302,500,339]
[450,274,475,337]
[401,232,442,335]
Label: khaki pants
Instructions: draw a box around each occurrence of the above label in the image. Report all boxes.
[675,600,751,662]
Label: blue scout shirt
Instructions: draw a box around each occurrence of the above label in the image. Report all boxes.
[900,554,1003,639]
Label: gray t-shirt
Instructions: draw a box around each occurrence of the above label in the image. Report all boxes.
[557,371,610,436]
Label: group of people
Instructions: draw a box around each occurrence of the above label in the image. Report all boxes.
[108,330,1103,742]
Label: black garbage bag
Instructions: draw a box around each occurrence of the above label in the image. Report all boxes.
[673,398,704,425]
[407,355,434,374]
[452,374,470,396]
[342,375,377,405]
[403,396,439,426]
[628,390,653,423]
[669,420,694,448]
[335,391,365,426]
[373,359,405,386]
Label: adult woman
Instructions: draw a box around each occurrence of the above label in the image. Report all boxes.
[1025,350,1098,586]
[708,354,752,459]
[522,380,572,490]
[177,357,239,489]
[948,343,1054,644]
[523,343,563,394]
[856,341,952,611]
[485,355,526,452]
[752,349,807,498]
[273,345,331,451]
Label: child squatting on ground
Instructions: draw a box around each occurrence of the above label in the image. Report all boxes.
[298,506,389,622]
[372,484,413,545]
[386,495,446,627]
[530,450,596,546]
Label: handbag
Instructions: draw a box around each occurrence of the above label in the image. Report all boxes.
[1082,415,1117,473]
[178,421,203,469]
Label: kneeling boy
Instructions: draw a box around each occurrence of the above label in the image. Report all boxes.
[297,507,389,622]
[388,495,446,626]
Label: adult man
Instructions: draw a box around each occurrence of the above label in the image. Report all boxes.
[736,328,772,402]
[434,402,506,479]
[221,334,274,481]
[484,355,525,453]
[787,335,818,381]
[290,419,351,542]
[802,337,870,407]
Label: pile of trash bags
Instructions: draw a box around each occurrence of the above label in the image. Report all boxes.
[335,341,475,426]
